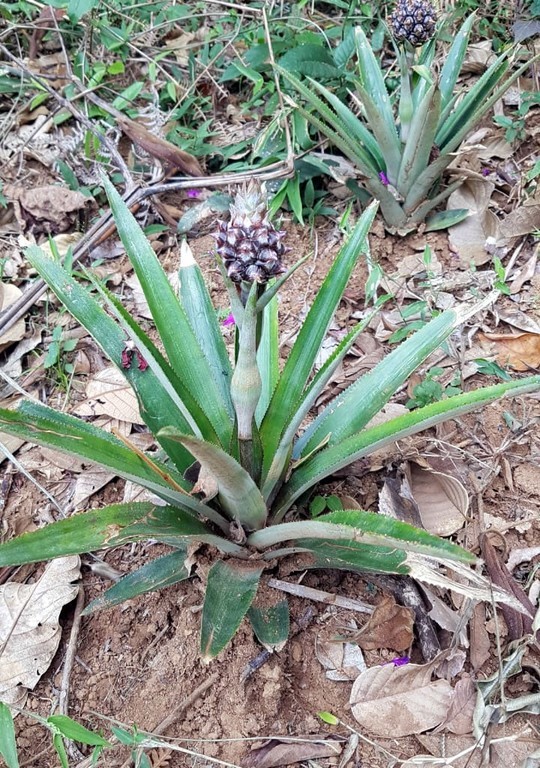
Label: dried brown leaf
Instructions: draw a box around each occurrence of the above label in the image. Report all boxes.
[350,661,453,736]
[0,283,25,352]
[477,331,540,371]
[73,366,142,423]
[354,595,414,652]
[0,556,80,708]
[436,674,475,735]
[406,462,469,537]
[315,637,366,681]
[117,116,204,177]
[447,180,498,266]
[243,737,342,768]
[5,184,89,234]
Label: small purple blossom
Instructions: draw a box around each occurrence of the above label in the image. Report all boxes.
[378,171,389,186]
[390,656,410,667]
[222,313,235,327]
[187,188,201,199]
[481,168,492,177]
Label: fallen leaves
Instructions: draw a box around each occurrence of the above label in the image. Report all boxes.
[5,184,89,234]
[243,737,342,768]
[0,556,80,708]
[0,283,25,353]
[477,330,540,371]
[349,660,453,736]
[406,462,469,537]
[352,595,414,652]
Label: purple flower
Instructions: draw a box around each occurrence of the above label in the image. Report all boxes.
[378,171,389,186]
[391,656,410,667]
[222,313,235,327]
[187,188,201,198]
[481,168,492,177]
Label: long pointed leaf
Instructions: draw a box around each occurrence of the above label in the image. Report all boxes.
[256,293,279,424]
[262,315,374,502]
[200,560,263,660]
[249,510,474,562]
[159,429,267,530]
[25,245,196,473]
[260,201,378,475]
[354,27,401,181]
[0,401,228,527]
[103,178,233,448]
[308,79,384,168]
[0,503,242,566]
[178,240,233,415]
[438,14,476,111]
[397,86,441,195]
[436,50,512,150]
[83,548,192,614]
[248,599,290,652]
[87,269,220,445]
[276,376,540,517]
[295,303,478,457]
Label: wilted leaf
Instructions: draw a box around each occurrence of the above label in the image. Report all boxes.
[349,661,453,736]
[353,595,414,652]
[447,180,498,266]
[73,366,142,423]
[477,331,540,371]
[0,556,80,707]
[243,737,342,768]
[0,284,25,353]
[315,637,366,681]
[406,462,469,537]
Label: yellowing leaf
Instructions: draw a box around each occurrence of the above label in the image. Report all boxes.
[0,556,80,708]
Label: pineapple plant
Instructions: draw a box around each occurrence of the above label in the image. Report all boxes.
[279,11,538,232]
[0,182,537,659]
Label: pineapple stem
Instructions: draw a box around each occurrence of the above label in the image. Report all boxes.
[231,282,262,467]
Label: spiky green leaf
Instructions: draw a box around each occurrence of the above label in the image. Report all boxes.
[248,599,290,652]
[83,548,192,614]
[200,560,263,660]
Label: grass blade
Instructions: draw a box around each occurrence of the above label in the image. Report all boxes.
[201,560,263,660]
[0,703,19,768]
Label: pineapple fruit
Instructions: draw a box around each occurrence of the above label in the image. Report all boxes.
[214,183,287,285]
[390,0,437,46]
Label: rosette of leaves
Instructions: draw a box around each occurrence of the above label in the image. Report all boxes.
[278,13,538,233]
[0,181,537,660]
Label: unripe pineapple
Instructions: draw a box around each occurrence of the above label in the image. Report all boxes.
[214,183,287,285]
[390,0,437,47]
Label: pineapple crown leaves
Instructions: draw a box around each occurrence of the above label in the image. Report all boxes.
[0,184,538,660]
[279,13,538,233]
